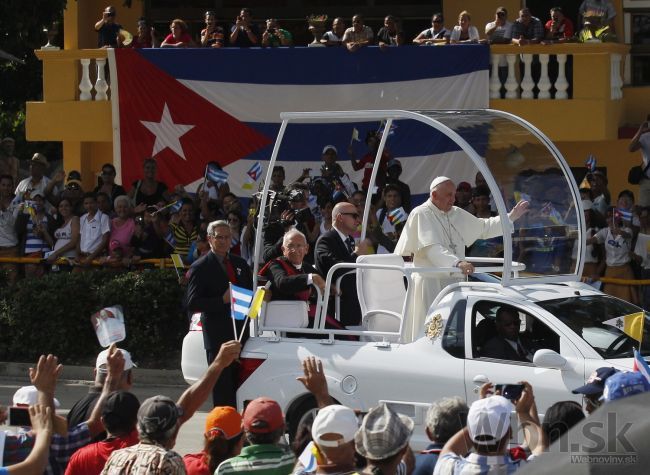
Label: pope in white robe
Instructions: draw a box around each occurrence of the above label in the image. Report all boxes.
[394,176,529,341]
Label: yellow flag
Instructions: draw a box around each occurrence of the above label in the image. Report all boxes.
[170,254,185,269]
[247,288,266,319]
[604,312,645,342]
[579,175,591,190]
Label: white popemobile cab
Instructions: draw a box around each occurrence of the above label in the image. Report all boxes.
[181,110,650,448]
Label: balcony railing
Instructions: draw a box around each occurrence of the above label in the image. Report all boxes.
[489,43,629,101]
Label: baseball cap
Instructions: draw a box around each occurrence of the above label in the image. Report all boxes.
[456,181,472,192]
[572,367,618,395]
[137,395,182,437]
[102,391,140,433]
[601,372,650,402]
[96,348,136,372]
[322,145,338,155]
[31,153,48,167]
[355,403,414,460]
[242,397,284,434]
[30,191,45,200]
[13,385,60,408]
[312,405,359,448]
[387,159,402,169]
[467,396,512,445]
[205,406,243,439]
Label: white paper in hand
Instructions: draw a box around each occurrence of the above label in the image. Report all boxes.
[91,306,126,347]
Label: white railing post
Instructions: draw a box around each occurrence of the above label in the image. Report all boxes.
[79,58,93,101]
[537,54,551,99]
[490,54,502,99]
[94,58,109,101]
[520,54,535,99]
[504,54,519,99]
[555,54,569,99]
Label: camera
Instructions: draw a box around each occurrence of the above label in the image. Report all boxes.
[494,383,525,402]
[254,188,308,228]
[135,215,144,225]
[9,406,31,427]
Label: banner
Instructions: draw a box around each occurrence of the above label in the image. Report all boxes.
[109,46,489,198]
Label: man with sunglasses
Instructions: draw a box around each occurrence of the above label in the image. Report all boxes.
[315,202,372,326]
[413,13,449,45]
[571,367,619,414]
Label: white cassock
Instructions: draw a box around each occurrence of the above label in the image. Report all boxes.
[394,199,505,341]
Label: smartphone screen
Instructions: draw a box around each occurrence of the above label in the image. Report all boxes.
[8,406,31,427]
[494,384,524,402]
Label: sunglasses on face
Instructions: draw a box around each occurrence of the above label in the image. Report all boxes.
[341,212,360,219]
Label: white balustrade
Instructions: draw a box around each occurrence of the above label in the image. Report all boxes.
[78,57,111,101]
[537,54,551,99]
[94,58,109,101]
[490,52,571,100]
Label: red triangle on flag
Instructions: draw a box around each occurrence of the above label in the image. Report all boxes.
[114,49,272,188]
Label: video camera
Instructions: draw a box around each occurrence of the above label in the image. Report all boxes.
[253,188,310,229]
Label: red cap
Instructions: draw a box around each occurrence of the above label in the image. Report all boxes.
[242,397,284,434]
[457,182,472,192]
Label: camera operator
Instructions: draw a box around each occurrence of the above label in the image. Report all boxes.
[262,18,293,47]
[95,5,123,48]
[262,184,320,264]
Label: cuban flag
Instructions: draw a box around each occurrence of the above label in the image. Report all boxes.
[107,47,489,203]
[634,349,650,384]
[388,207,408,226]
[230,284,254,321]
[585,154,596,172]
[206,163,229,184]
[247,162,263,181]
[616,208,633,222]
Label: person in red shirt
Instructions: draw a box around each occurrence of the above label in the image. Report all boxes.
[183,406,244,475]
[161,18,196,47]
[544,7,574,42]
[348,130,391,193]
[64,391,140,475]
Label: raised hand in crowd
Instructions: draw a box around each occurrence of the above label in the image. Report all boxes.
[296,356,334,407]
[30,353,63,409]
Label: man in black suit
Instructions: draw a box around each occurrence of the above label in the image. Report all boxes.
[186,219,252,406]
[481,306,536,362]
[315,201,372,326]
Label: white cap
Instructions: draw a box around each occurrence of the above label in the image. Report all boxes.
[582,199,593,211]
[430,176,453,193]
[96,348,136,372]
[311,404,359,448]
[13,385,61,408]
[467,396,512,445]
[322,145,338,155]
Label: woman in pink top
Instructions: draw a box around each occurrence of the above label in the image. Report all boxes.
[161,19,196,47]
[110,195,136,257]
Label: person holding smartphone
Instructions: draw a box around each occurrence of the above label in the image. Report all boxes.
[94,6,122,48]
[230,8,259,47]
[261,18,293,47]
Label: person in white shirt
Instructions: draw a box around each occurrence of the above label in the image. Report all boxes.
[589,207,637,304]
[449,11,480,44]
[76,192,110,270]
[342,14,373,52]
[485,7,513,44]
[321,17,346,46]
[633,206,650,309]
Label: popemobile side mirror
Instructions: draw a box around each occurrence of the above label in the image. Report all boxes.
[533,349,567,370]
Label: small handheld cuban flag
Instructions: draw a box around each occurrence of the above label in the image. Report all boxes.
[585,154,597,172]
[387,207,408,226]
[206,163,229,184]
[230,284,254,321]
[247,162,263,181]
[634,349,650,384]
[616,208,633,222]
[169,200,183,214]
[350,127,360,144]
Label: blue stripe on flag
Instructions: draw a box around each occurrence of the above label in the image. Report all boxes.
[231,284,253,320]
[137,46,489,85]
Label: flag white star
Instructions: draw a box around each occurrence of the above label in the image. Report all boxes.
[140,103,195,160]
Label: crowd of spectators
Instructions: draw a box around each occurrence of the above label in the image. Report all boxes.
[2,345,649,474]
[93,1,618,51]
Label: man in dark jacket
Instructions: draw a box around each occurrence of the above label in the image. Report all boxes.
[186,219,252,406]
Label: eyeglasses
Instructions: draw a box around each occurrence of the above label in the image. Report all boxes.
[341,212,360,219]
[285,244,307,250]
[211,234,230,241]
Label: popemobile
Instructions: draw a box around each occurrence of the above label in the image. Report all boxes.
[182,110,649,449]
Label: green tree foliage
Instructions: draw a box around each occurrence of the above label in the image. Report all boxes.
[0,269,187,368]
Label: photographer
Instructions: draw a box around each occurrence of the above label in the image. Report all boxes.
[262,18,293,47]
[94,5,122,48]
[262,185,319,264]
[230,8,259,47]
